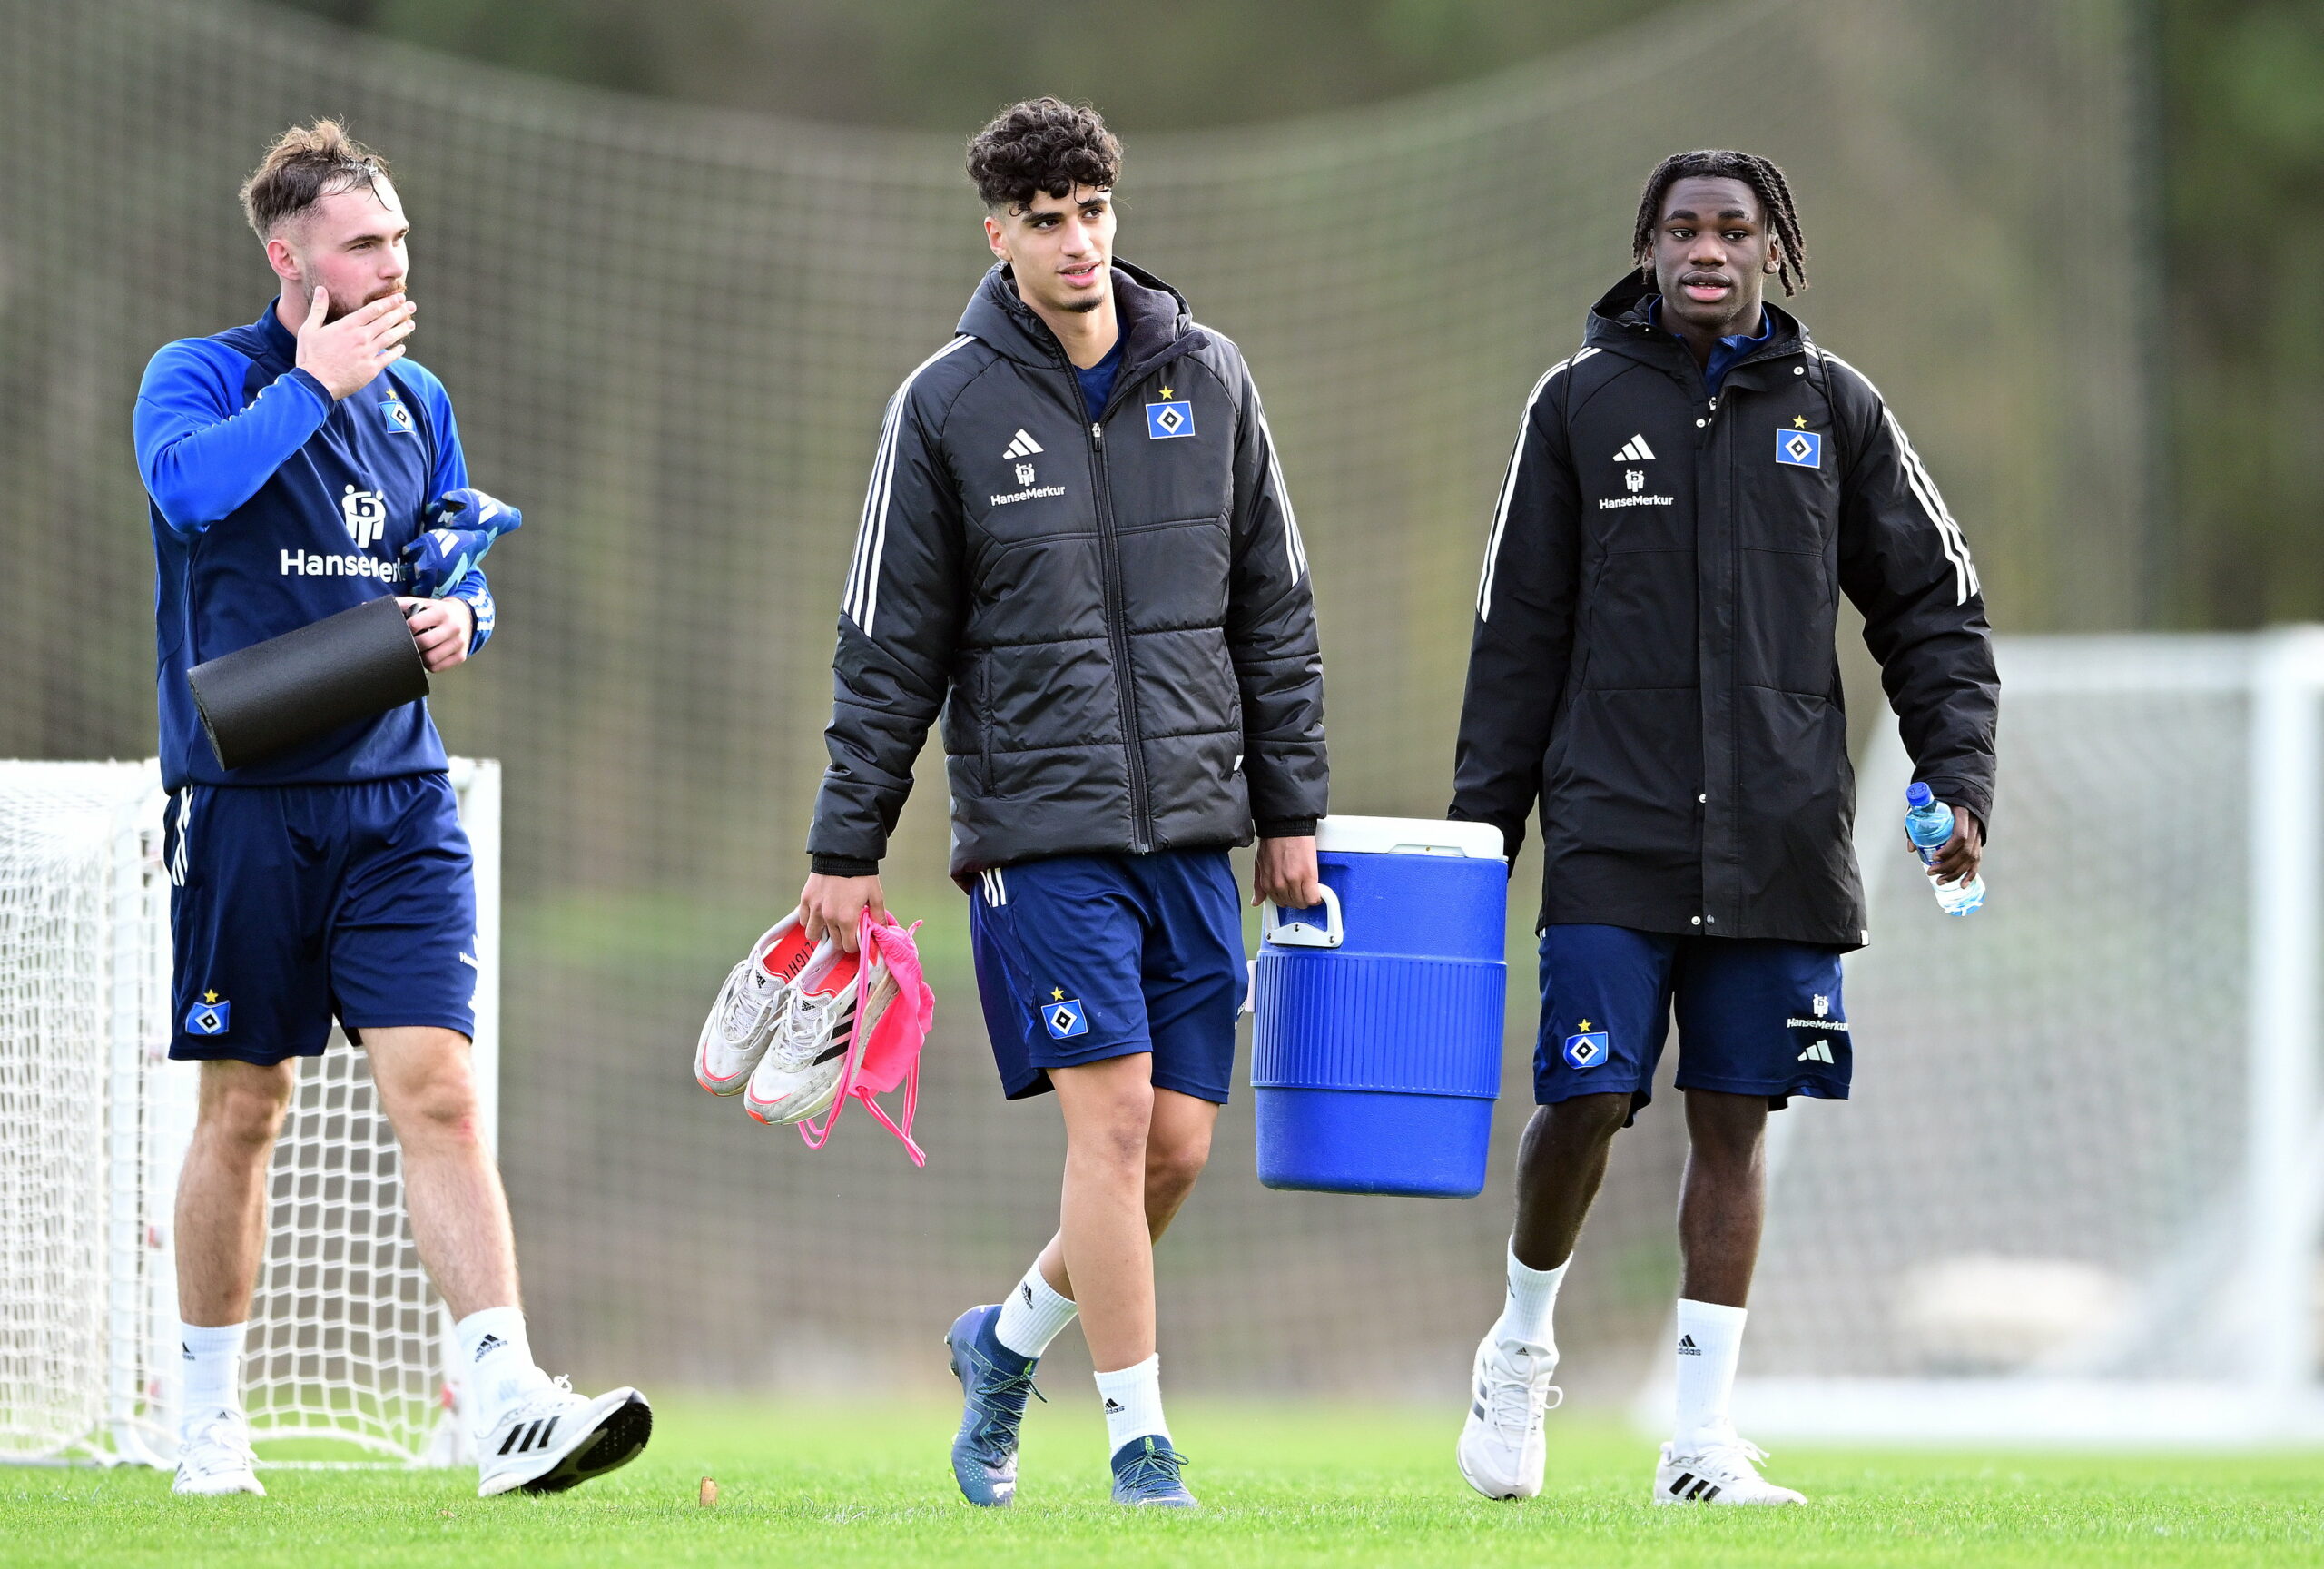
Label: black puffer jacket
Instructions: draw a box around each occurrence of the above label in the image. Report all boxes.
[1453,276,1997,949]
[808,262,1328,878]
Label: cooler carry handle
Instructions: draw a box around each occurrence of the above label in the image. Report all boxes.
[1262,884,1344,949]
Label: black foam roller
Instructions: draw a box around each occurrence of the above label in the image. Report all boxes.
[187,596,430,771]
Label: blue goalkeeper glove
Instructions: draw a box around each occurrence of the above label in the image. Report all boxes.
[402,488,524,598]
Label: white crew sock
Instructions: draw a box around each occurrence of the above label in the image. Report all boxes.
[1094,1355,1170,1454]
[1672,1298,1748,1448]
[455,1306,552,1438]
[994,1261,1078,1359]
[177,1321,246,1428]
[1492,1242,1569,1359]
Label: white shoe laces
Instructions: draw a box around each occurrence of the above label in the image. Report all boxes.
[1683,1436,1774,1480]
[1482,1343,1561,1438]
[179,1410,255,1473]
[716,964,778,1042]
[763,992,837,1073]
[496,1374,577,1435]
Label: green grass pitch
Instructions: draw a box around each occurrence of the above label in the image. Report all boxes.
[5,1399,2319,1568]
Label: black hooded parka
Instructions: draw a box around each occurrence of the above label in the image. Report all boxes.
[808,262,1328,879]
[1453,277,1998,949]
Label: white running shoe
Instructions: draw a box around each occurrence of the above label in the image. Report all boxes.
[743,940,896,1126]
[1654,1433,1807,1505]
[1455,1333,1561,1500]
[172,1407,265,1496]
[475,1377,653,1497]
[696,914,816,1095]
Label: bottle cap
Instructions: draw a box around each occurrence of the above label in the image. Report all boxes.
[1905,782,1934,809]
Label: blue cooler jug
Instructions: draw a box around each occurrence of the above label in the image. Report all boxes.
[1251,814,1508,1198]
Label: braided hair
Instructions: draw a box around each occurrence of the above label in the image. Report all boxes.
[1630,150,1807,296]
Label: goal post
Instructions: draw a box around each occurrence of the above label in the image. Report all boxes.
[0,758,500,1468]
[1644,632,2324,1445]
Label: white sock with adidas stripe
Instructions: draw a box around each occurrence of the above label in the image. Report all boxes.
[456,1306,552,1440]
[176,1320,245,1431]
[1095,1355,1169,1454]
[995,1259,1078,1358]
[1672,1298,1748,1449]
[1492,1240,1567,1359]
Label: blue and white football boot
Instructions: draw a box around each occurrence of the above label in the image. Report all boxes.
[944,1304,1043,1506]
[1109,1435,1197,1507]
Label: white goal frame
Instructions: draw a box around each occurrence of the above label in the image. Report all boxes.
[1636,631,2324,1446]
[0,757,499,1468]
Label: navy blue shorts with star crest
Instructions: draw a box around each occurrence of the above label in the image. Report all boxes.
[1534,923,1851,1120]
[967,849,1243,1105]
[163,774,478,1065]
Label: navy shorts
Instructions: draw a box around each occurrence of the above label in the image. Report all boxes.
[968,849,1244,1105]
[1533,923,1851,1118]
[164,775,478,1065]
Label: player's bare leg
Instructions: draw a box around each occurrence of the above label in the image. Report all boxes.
[1676,1089,1768,1308]
[169,1061,294,1495]
[1656,1088,1802,1505]
[363,1027,517,1317]
[1049,1055,1163,1370]
[1509,1093,1631,1272]
[947,1061,1211,1507]
[362,1026,650,1496]
[1032,1082,1217,1299]
[1458,1093,1627,1498]
[175,1061,295,1327]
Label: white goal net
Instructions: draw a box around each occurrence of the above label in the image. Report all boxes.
[0,759,500,1467]
[1708,633,2324,1444]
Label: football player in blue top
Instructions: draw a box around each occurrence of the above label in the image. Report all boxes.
[133,121,648,1499]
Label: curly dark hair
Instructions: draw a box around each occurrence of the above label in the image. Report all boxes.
[966,98,1122,212]
[1630,149,1808,296]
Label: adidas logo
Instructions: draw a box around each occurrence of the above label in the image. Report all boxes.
[497,1414,561,1456]
[1677,1334,1702,1357]
[1797,1039,1836,1064]
[1021,1284,1035,1306]
[473,1333,506,1363]
[1613,434,1657,462]
[1002,429,1044,460]
[1104,1397,1124,1412]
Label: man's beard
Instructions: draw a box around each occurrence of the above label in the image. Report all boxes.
[323,283,409,323]
[1060,294,1105,314]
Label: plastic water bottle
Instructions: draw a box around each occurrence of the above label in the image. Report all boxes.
[1905,782,1984,916]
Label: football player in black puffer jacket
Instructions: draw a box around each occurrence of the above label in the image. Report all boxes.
[795,100,1327,1510]
[1449,151,1997,1508]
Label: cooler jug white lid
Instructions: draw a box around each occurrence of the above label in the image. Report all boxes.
[1312,814,1507,859]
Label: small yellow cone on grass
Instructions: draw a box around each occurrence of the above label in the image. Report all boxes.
[698,1477,719,1508]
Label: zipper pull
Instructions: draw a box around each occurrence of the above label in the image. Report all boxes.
[1091,423,1104,443]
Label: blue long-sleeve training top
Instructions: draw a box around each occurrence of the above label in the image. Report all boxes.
[134,300,496,791]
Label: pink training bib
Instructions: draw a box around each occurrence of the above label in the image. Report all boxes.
[794,912,936,1165]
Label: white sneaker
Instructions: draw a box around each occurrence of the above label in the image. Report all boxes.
[172,1407,265,1496]
[475,1377,653,1497]
[696,915,816,1095]
[1455,1333,1561,1500]
[1654,1433,1807,1505]
[743,940,896,1126]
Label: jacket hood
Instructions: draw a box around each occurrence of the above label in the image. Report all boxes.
[1583,271,1813,365]
[958,258,1205,380]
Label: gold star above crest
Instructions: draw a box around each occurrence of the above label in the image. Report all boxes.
[1793,415,1808,429]
[1051,987,1066,1002]
[1158,386,1174,400]
[1578,1019,1591,1032]
[203,990,219,1002]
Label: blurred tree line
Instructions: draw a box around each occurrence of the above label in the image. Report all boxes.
[268,0,2321,632]
[267,0,1689,130]
[2165,0,2324,625]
